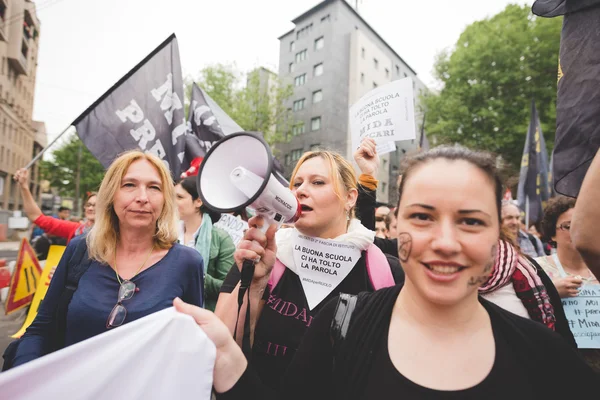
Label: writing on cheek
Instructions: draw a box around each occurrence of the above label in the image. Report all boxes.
[467,275,489,287]
[397,233,412,262]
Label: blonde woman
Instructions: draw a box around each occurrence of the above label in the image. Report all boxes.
[11,151,204,367]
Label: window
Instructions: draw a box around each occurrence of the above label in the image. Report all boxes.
[0,146,3,163]
[311,117,321,131]
[321,14,330,23]
[314,37,324,50]
[295,49,307,63]
[373,82,378,88]
[296,23,313,39]
[361,47,365,59]
[289,63,294,73]
[373,58,378,69]
[285,154,290,166]
[293,98,306,111]
[313,63,323,77]
[312,90,323,103]
[381,182,387,194]
[396,65,400,75]
[290,41,295,52]
[360,73,364,83]
[310,144,321,150]
[292,123,305,136]
[291,149,303,161]
[404,72,408,78]
[385,68,389,78]
[294,74,306,86]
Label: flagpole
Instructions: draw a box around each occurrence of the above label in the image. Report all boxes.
[525,195,530,231]
[24,125,75,169]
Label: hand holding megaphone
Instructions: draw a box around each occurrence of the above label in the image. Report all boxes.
[234,216,278,282]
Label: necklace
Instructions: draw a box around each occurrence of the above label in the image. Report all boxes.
[114,244,155,285]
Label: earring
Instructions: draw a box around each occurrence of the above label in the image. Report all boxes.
[346,209,350,221]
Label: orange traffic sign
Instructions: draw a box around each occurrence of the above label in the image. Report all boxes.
[5,238,42,315]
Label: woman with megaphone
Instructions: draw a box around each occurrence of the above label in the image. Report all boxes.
[175,145,597,398]
[214,148,404,392]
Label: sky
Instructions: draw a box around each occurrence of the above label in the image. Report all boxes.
[31,0,531,148]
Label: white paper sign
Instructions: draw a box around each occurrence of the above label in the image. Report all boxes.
[0,308,216,400]
[349,78,416,152]
[214,213,249,246]
[292,232,361,310]
[376,141,396,155]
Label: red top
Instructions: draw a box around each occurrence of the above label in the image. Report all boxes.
[33,215,83,242]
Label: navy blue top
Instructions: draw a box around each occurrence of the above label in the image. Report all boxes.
[13,235,204,366]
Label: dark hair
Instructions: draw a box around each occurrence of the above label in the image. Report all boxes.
[384,211,395,230]
[58,206,71,212]
[177,176,222,223]
[541,196,576,245]
[397,145,502,224]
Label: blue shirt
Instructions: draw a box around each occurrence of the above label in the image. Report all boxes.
[13,236,204,367]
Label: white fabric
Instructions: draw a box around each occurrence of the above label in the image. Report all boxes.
[275,218,375,275]
[178,220,201,247]
[481,283,531,320]
[0,308,216,400]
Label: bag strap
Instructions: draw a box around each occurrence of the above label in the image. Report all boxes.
[330,292,358,364]
[365,243,395,290]
[267,258,286,291]
[53,237,94,350]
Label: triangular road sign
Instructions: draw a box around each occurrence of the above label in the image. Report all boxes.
[5,238,42,315]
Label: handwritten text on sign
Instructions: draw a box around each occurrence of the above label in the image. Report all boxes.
[561,284,600,349]
[214,214,248,247]
[292,233,360,310]
[349,78,416,155]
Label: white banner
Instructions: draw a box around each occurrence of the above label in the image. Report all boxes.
[214,214,249,247]
[292,232,361,310]
[0,308,216,399]
[349,78,416,152]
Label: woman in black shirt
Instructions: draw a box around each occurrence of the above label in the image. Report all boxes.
[175,145,597,398]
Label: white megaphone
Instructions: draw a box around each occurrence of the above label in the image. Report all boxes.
[196,131,301,228]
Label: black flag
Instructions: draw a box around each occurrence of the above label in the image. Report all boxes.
[73,34,187,179]
[532,0,600,197]
[418,113,430,151]
[517,100,551,225]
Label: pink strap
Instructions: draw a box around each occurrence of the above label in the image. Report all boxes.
[366,243,395,290]
[268,259,286,291]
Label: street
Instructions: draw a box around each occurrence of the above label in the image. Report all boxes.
[0,245,25,361]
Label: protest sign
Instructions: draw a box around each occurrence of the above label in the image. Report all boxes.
[5,239,42,315]
[349,78,416,155]
[292,232,361,310]
[561,284,600,348]
[213,214,248,247]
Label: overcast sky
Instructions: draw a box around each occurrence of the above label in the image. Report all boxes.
[31,0,531,147]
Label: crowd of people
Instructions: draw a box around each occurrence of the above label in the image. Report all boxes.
[2,136,599,397]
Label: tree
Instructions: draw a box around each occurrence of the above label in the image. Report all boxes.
[185,64,294,151]
[40,134,105,205]
[422,5,562,174]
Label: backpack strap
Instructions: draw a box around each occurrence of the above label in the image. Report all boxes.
[267,258,286,291]
[53,237,94,350]
[365,243,395,290]
[330,292,358,355]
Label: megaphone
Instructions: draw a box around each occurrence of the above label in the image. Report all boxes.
[196,131,301,227]
[196,132,301,337]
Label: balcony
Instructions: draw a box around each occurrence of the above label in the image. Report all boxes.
[0,0,6,42]
[8,40,28,75]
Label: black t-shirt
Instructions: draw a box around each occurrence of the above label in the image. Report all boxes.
[220,252,404,392]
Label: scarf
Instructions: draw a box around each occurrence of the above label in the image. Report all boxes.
[479,239,556,330]
[194,215,213,274]
[275,218,375,275]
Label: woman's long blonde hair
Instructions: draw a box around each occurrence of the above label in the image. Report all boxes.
[290,150,358,218]
[87,151,178,263]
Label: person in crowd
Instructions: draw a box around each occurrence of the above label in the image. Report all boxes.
[572,148,600,278]
[31,233,67,261]
[354,139,574,345]
[14,168,96,243]
[176,145,598,398]
[11,151,204,367]
[214,149,404,392]
[175,175,235,311]
[536,195,600,373]
[374,215,388,239]
[375,205,390,219]
[385,207,398,238]
[501,202,545,258]
[56,206,71,221]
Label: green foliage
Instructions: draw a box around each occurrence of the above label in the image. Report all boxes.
[185,64,294,152]
[422,4,562,174]
[40,134,105,201]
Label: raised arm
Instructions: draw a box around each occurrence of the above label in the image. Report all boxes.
[14,168,42,221]
[571,148,600,278]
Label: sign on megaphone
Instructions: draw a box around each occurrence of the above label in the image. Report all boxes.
[196,132,301,227]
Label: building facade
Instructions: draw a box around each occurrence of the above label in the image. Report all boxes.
[0,0,44,211]
[276,0,427,205]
